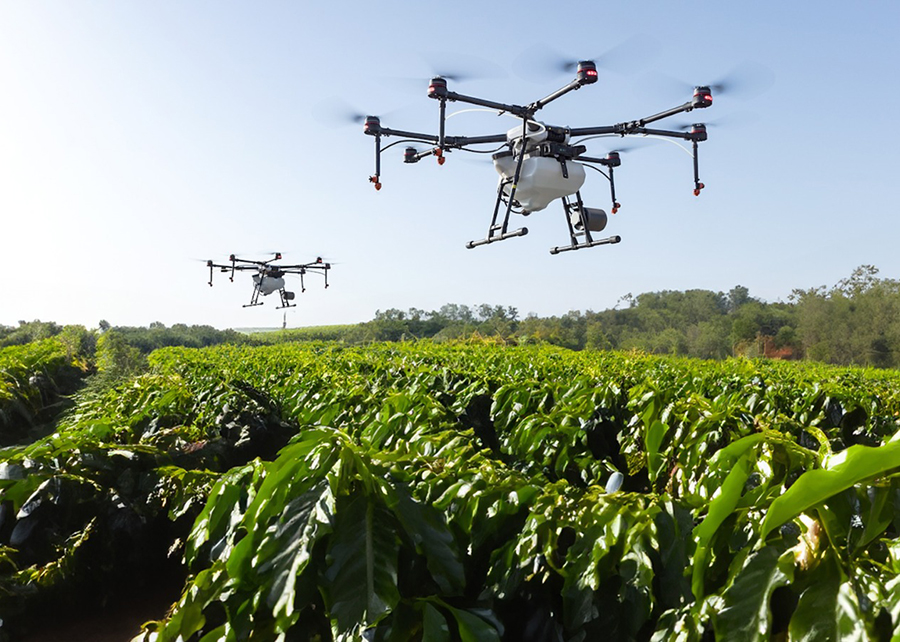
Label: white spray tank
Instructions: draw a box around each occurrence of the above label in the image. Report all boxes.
[492,120,586,213]
[252,274,285,296]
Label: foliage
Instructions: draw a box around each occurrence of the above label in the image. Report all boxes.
[3,341,900,640]
[0,338,90,446]
[255,265,900,369]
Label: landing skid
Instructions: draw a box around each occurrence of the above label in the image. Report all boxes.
[550,235,621,255]
[467,160,623,254]
[551,191,622,255]
[466,226,528,249]
[467,175,529,249]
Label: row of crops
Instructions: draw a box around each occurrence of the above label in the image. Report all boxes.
[0,338,88,447]
[2,340,900,640]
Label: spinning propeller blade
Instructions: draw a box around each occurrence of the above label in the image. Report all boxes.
[641,61,774,103]
[419,51,507,83]
[386,52,507,94]
[705,61,775,99]
[672,110,759,131]
[312,98,403,127]
[513,34,661,82]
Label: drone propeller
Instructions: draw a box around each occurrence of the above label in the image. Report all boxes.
[672,111,759,131]
[513,34,661,82]
[312,98,403,127]
[419,51,507,84]
[704,61,775,98]
[642,61,774,103]
[386,52,507,95]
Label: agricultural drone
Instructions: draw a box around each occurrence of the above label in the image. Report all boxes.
[206,253,330,309]
[363,58,715,254]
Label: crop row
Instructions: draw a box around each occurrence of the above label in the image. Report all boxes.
[1,342,900,640]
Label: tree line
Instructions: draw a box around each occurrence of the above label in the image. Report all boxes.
[4,265,899,369]
[276,265,900,368]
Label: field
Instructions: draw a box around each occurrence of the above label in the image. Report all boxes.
[2,340,900,640]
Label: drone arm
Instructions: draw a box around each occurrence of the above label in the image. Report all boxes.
[373,125,507,150]
[376,127,440,143]
[577,157,621,213]
[628,102,695,128]
[445,133,508,146]
[692,140,704,195]
[371,133,382,189]
[632,126,698,140]
[567,125,619,137]
[439,90,529,118]
[529,78,587,114]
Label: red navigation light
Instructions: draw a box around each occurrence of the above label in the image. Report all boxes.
[576,61,598,85]
[364,116,381,135]
[692,86,713,108]
[427,76,448,99]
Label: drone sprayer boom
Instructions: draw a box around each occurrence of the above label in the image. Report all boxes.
[363,58,713,254]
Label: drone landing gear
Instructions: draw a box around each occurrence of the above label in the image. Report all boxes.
[466,177,528,249]
[550,192,621,255]
[550,235,621,255]
[276,289,296,310]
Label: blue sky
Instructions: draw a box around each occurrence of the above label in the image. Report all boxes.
[2,1,899,329]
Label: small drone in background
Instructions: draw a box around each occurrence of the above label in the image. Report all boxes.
[206,253,330,309]
[362,58,716,254]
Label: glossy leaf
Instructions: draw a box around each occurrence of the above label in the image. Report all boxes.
[713,546,794,641]
[761,436,900,538]
[322,491,400,632]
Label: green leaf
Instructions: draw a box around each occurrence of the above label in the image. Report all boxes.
[646,420,668,483]
[422,603,451,642]
[444,606,502,642]
[391,488,465,595]
[713,546,794,641]
[692,449,755,599]
[789,554,867,641]
[261,481,336,629]
[322,492,400,633]
[761,438,900,538]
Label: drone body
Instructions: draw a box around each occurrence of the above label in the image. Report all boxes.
[363,60,713,254]
[206,253,330,309]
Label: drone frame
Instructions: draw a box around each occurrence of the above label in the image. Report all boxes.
[363,60,712,254]
[206,252,330,309]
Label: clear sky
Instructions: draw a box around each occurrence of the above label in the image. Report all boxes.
[2,1,899,330]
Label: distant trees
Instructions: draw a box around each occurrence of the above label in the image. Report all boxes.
[4,266,900,369]
[791,265,900,368]
[291,265,900,369]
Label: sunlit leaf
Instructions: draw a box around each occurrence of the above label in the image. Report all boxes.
[761,437,900,538]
